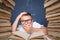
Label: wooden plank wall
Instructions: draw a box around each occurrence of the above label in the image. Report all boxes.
[0,0,15,40]
[44,0,60,40]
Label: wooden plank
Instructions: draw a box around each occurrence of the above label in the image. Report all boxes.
[0,12,11,18]
[2,0,14,10]
[0,16,10,20]
[7,0,15,6]
[48,22,60,27]
[0,22,11,27]
[44,0,58,7]
[46,2,60,12]
[0,18,10,20]
[0,3,12,12]
[48,31,60,37]
[0,32,11,38]
[48,26,60,29]
[46,13,60,18]
[4,3,14,10]
[0,27,11,32]
[0,9,11,14]
[0,19,10,23]
[47,26,60,29]
[48,26,60,28]
[46,8,60,15]
[0,14,11,18]
[0,11,11,15]
[48,21,60,24]
[48,23,60,26]
[48,29,60,32]
[48,20,60,23]
[0,14,11,19]
[47,16,60,21]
